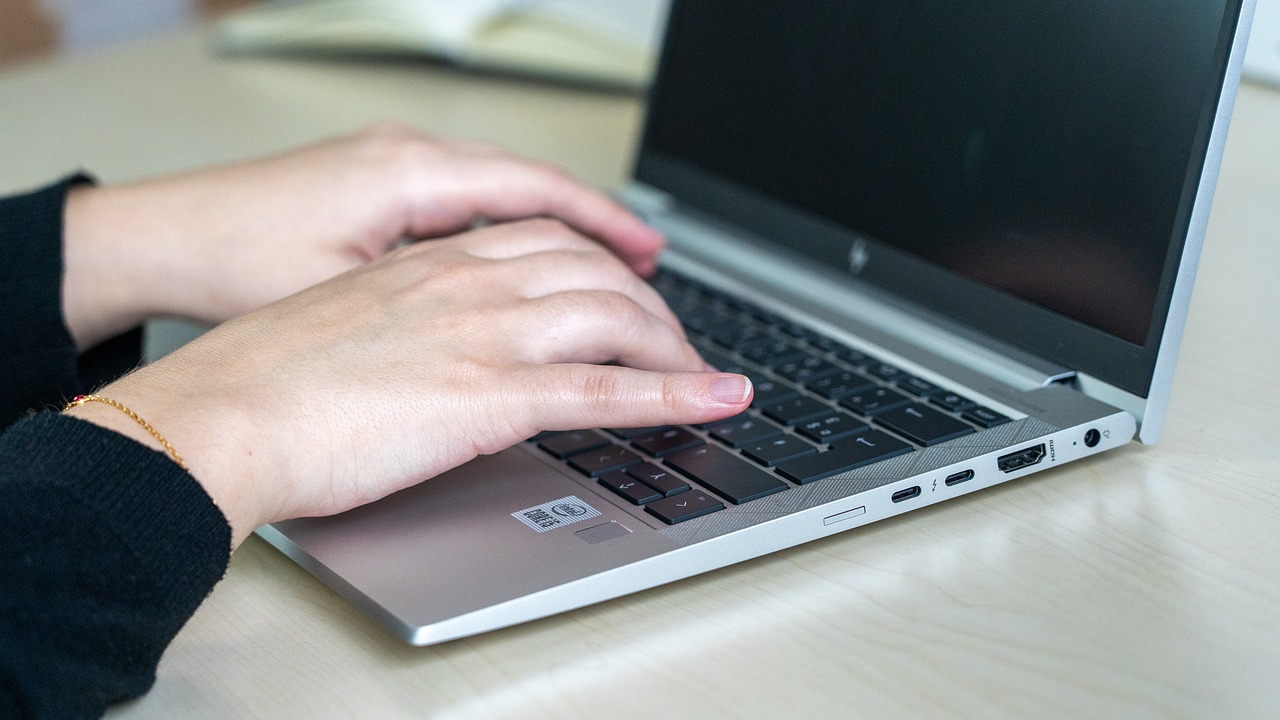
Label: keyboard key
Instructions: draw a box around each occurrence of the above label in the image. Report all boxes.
[537,430,610,459]
[777,322,812,339]
[837,347,876,366]
[866,361,910,382]
[627,462,689,496]
[897,376,943,397]
[775,431,915,484]
[748,307,785,325]
[761,396,833,426]
[796,412,869,444]
[568,444,642,477]
[873,404,976,446]
[598,471,663,505]
[665,445,790,504]
[749,378,800,407]
[931,392,977,412]
[633,427,705,458]
[806,370,877,400]
[646,491,725,524]
[741,435,818,466]
[698,348,746,374]
[962,406,1012,428]
[706,321,765,350]
[679,308,733,334]
[706,319,752,345]
[774,355,842,384]
[805,335,846,353]
[839,387,912,416]
[707,414,784,448]
[606,425,668,440]
[737,337,808,367]
[725,297,768,318]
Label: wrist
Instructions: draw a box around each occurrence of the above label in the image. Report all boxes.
[67,363,276,549]
[61,185,155,350]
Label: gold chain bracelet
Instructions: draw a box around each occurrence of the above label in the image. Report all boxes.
[64,394,189,472]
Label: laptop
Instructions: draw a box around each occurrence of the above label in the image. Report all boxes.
[259,0,1256,645]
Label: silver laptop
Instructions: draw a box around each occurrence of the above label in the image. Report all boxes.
[260,0,1256,645]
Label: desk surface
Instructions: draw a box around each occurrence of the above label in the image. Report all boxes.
[3,30,1279,720]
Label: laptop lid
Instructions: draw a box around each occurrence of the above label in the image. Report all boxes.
[631,0,1254,442]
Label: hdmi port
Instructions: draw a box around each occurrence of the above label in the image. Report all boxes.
[997,444,1047,473]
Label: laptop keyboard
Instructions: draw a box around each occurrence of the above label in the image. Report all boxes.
[530,268,1011,525]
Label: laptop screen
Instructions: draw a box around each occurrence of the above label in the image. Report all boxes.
[636,0,1243,398]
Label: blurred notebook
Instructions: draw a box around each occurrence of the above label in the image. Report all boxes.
[212,0,669,89]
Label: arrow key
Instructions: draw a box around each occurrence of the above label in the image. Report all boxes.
[646,491,725,524]
[599,470,663,505]
[568,444,642,477]
[627,462,690,497]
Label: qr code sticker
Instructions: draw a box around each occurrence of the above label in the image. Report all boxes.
[513,495,602,533]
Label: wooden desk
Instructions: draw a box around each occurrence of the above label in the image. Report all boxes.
[3,29,1278,720]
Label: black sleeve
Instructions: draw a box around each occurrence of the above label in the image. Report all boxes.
[0,413,231,719]
[0,176,143,430]
[1,179,230,718]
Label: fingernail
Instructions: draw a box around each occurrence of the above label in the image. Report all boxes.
[710,374,752,404]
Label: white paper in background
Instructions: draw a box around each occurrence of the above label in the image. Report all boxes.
[367,0,511,46]
[38,0,198,52]
[529,0,671,50]
[1245,0,1280,87]
[384,0,670,50]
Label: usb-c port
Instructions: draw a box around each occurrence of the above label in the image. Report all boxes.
[945,469,974,486]
[891,486,921,503]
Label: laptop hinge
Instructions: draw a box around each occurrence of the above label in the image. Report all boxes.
[1045,371,1080,388]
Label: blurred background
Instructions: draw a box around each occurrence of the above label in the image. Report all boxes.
[0,0,254,67]
[4,0,1279,87]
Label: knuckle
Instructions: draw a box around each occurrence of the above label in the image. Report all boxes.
[528,159,572,182]
[433,255,491,289]
[358,121,431,156]
[660,376,686,413]
[576,369,626,420]
[519,216,576,239]
[575,290,643,326]
[550,246,627,278]
[358,125,442,173]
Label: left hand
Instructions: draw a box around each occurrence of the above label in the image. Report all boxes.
[60,122,664,349]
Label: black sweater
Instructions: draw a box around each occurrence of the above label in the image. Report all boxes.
[0,178,231,719]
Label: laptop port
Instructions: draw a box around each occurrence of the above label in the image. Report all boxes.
[997,444,1046,473]
[944,469,975,486]
[891,486,922,503]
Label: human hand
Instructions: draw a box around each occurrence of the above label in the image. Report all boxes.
[66,219,751,548]
[60,122,663,349]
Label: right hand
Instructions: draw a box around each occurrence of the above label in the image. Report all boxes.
[68,219,753,547]
[61,122,667,350]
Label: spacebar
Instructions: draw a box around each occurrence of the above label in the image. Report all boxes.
[775,431,914,484]
[665,445,789,504]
